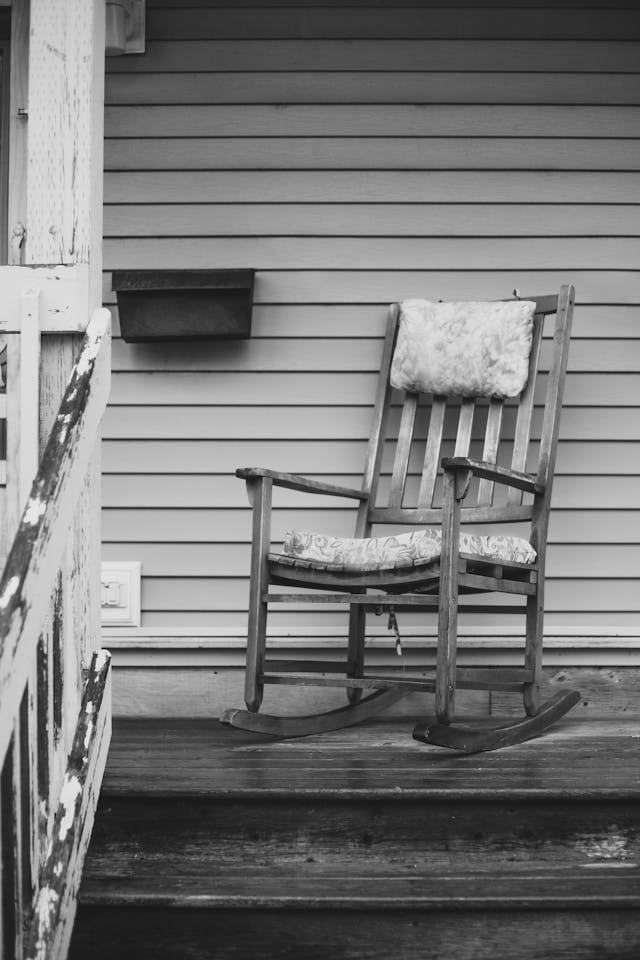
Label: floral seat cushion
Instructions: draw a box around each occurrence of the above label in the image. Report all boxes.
[391,299,536,399]
[280,528,536,573]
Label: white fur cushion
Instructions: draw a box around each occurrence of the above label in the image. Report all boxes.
[390,299,536,399]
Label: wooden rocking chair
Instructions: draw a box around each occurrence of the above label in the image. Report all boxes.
[221,286,580,752]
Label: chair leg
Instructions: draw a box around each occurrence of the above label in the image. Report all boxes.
[244,477,272,713]
[435,584,458,723]
[245,583,268,713]
[523,586,544,716]
[347,602,366,705]
[435,470,461,724]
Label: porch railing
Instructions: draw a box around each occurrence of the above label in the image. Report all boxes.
[0,307,111,960]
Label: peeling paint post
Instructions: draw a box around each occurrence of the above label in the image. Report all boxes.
[23,0,108,820]
[0,3,111,959]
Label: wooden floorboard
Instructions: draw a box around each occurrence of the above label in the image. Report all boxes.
[102,716,640,798]
[79,867,640,909]
[71,905,640,960]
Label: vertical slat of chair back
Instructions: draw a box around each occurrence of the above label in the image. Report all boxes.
[477,398,504,505]
[388,392,418,508]
[507,310,545,505]
[417,397,446,508]
[354,305,400,536]
[454,399,476,458]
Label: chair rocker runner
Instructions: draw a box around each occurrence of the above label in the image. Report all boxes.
[221,286,580,752]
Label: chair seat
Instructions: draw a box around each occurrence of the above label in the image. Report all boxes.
[279,527,536,574]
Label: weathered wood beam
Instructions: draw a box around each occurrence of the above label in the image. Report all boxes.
[0,309,111,763]
[26,0,106,310]
[0,265,90,334]
[5,290,41,546]
[23,650,111,960]
[6,0,29,264]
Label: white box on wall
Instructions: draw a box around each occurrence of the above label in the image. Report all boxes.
[101,561,141,627]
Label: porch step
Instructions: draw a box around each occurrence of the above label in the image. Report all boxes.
[70,717,640,960]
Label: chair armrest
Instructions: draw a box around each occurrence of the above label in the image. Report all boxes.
[236,468,368,501]
[441,457,543,495]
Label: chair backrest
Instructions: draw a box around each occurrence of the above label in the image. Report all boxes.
[355,287,574,543]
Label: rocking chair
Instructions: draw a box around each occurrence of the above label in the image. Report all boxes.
[221,286,580,752]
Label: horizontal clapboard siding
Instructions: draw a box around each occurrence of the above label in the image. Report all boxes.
[104,1,640,632]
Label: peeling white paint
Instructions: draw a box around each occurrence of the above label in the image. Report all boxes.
[23,497,47,526]
[58,775,82,842]
[95,648,111,671]
[84,717,94,751]
[29,884,59,960]
[0,575,21,608]
[75,336,101,376]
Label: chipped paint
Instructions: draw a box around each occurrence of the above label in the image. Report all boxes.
[29,885,60,960]
[24,497,47,526]
[58,775,82,842]
[0,575,21,608]
[94,648,111,671]
[74,334,102,377]
[84,717,94,752]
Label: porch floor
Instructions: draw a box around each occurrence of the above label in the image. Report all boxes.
[102,714,640,797]
[72,715,640,959]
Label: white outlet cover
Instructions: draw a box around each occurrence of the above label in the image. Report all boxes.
[101,561,141,627]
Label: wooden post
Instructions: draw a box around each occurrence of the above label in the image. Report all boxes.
[22,0,108,868]
[5,289,41,546]
[26,0,105,305]
[25,0,106,676]
[7,0,29,265]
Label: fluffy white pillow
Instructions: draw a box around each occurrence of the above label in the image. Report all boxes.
[390,299,536,399]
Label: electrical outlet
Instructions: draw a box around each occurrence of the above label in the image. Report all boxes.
[101,561,141,626]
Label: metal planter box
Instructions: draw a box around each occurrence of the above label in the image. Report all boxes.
[112,269,255,342]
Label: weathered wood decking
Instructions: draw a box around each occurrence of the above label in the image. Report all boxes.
[98,715,640,797]
[71,716,640,959]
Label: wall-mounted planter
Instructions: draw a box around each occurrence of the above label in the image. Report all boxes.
[112,269,255,343]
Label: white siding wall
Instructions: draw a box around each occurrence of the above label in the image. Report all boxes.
[102,0,640,637]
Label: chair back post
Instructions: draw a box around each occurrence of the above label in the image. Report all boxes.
[530,284,575,553]
[354,304,399,538]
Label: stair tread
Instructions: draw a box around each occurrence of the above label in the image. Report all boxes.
[102,717,640,798]
[79,865,640,908]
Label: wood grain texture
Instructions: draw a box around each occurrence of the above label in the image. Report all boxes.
[6,0,29,263]
[97,715,640,797]
[26,0,105,272]
[70,905,640,960]
[106,665,640,719]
